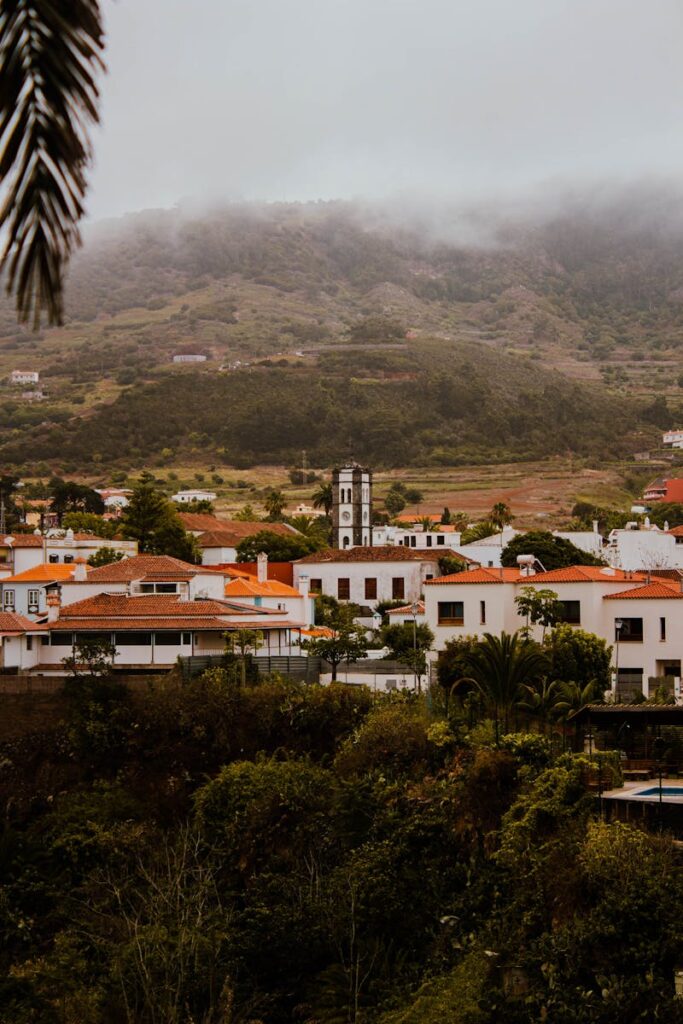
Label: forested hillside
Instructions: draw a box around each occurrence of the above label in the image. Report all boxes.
[0,189,681,470]
[1,677,681,1023]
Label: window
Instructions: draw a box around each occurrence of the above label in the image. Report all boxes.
[426,535,432,547]
[480,600,486,624]
[41,636,49,646]
[364,577,377,600]
[26,636,33,651]
[48,554,58,564]
[3,590,15,609]
[392,577,405,600]
[660,617,667,642]
[28,589,39,611]
[617,618,643,642]
[182,633,191,645]
[338,578,350,600]
[114,632,152,646]
[309,578,322,593]
[437,536,445,546]
[410,536,416,547]
[154,632,183,645]
[438,601,464,626]
[64,555,74,564]
[558,600,581,625]
[51,632,74,646]
[156,582,178,593]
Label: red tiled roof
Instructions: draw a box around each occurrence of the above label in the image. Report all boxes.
[223,561,294,585]
[83,555,203,582]
[296,546,453,564]
[534,566,649,584]
[58,593,235,618]
[426,567,523,585]
[603,582,683,600]
[0,611,42,634]
[0,535,43,547]
[388,601,425,614]
[224,578,301,598]
[50,616,233,631]
[178,513,236,532]
[1,563,82,583]
[198,522,298,548]
[668,526,683,537]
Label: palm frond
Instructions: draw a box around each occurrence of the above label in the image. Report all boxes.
[0,0,104,327]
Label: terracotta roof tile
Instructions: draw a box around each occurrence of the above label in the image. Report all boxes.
[83,555,202,582]
[0,535,43,548]
[603,582,683,599]
[1,563,82,583]
[0,611,42,634]
[425,567,522,585]
[224,578,301,598]
[388,601,425,614]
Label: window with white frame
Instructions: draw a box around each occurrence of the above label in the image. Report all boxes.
[3,589,15,609]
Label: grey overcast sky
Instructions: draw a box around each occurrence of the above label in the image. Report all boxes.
[87,0,683,220]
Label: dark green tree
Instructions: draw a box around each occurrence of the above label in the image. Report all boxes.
[301,606,368,680]
[460,631,548,736]
[120,474,199,562]
[502,530,604,570]
[235,530,316,562]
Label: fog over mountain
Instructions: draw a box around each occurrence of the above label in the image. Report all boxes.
[89,0,683,220]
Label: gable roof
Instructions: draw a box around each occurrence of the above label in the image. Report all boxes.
[388,601,425,615]
[224,577,301,599]
[603,582,683,600]
[198,522,298,548]
[81,554,204,583]
[425,567,523,585]
[536,566,650,584]
[178,513,236,533]
[57,593,233,618]
[1,563,84,584]
[296,546,454,564]
[0,534,43,548]
[0,611,42,634]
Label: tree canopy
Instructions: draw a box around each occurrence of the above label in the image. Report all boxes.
[502,530,604,570]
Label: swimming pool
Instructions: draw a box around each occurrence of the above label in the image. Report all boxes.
[637,786,683,796]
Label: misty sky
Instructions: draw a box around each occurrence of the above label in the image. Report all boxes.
[88,0,683,220]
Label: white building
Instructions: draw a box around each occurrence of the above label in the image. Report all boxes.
[371,523,464,551]
[171,489,218,504]
[173,354,207,363]
[423,564,683,699]
[663,430,683,449]
[96,488,133,510]
[458,525,519,568]
[293,546,463,608]
[9,370,39,385]
[332,464,372,548]
[604,522,683,571]
[0,563,85,619]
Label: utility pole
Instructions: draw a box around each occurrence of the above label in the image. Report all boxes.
[0,493,6,534]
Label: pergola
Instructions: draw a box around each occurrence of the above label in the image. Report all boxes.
[569,704,683,765]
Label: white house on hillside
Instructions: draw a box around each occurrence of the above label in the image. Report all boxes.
[293,546,471,608]
[171,489,217,504]
[423,564,683,700]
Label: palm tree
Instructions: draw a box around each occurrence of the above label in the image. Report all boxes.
[312,482,333,517]
[1,2,105,326]
[461,631,548,739]
[553,679,603,720]
[264,489,286,521]
[518,678,563,734]
[490,502,513,530]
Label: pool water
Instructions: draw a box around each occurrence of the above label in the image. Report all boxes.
[637,787,683,796]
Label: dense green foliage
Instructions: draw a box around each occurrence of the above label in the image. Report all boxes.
[1,673,681,1023]
[119,473,200,562]
[502,530,605,570]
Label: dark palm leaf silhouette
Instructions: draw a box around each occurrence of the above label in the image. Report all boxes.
[0,1,104,327]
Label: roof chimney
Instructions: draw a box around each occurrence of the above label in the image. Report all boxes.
[592,520,599,534]
[257,551,268,584]
[74,556,87,582]
[46,592,61,622]
[298,573,309,597]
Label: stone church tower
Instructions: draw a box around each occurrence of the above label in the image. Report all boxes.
[332,463,372,548]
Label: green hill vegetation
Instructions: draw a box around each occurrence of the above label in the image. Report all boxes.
[0,191,682,471]
[1,671,681,1023]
